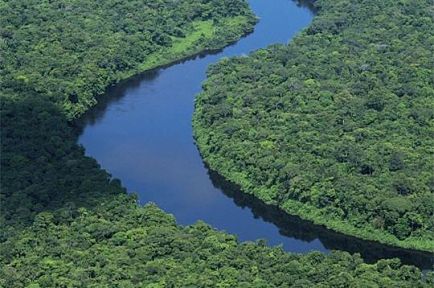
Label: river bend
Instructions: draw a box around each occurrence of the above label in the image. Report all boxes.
[78,0,433,269]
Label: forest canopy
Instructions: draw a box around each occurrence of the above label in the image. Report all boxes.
[194,0,434,252]
[0,0,256,118]
[0,0,432,286]
[0,0,255,227]
[1,195,433,287]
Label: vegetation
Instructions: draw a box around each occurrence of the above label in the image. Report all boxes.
[2,194,433,287]
[0,0,432,286]
[1,0,256,118]
[1,0,255,228]
[2,93,431,287]
[0,93,123,231]
[194,0,434,252]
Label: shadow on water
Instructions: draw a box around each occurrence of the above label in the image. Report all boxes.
[75,43,243,131]
[294,0,318,12]
[76,69,160,129]
[77,0,432,271]
[76,0,313,130]
[206,168,434,269]
[75,0,314,130]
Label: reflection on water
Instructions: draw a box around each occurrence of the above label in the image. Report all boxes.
[75,47,235,131]
[77,0,433,270]
[76,69,161,129]
[207,168,434,269]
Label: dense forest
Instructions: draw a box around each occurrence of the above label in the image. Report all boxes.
[1,0,256,118]
[1,0,255,228]
[0,0,432,286]
[2,195,433,287]
[194,0,434,251]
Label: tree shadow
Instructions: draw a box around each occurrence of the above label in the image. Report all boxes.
[206,167,434,270]
[74,45,242,133]
[294,0,318,14]
[0,94,126,235]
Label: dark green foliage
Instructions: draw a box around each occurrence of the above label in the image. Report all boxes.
[0,0,432,286]
[0,0,256,118]
[1,195,432,287]
[0,0,254,228]
[194,0,434,251]
[0,93,124,232]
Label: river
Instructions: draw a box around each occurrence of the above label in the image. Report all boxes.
[78,0,433,269]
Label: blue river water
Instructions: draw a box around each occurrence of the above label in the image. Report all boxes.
[78,0,433,269]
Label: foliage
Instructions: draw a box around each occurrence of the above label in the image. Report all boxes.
[0,93,124,232]
[0,0,254,228]
[1,194,432,287]
[0,0,431,286]
[194,0,434,251]
[0,0,256,118]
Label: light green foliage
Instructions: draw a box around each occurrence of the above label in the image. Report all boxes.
[1,195,432,287]
[0,0,255,228]
[0,0,432,286]
[194,0,434,251]
[0,0,256,118]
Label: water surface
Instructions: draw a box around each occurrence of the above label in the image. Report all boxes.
[79,0,433,269]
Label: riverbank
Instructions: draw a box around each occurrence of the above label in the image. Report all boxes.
[0,0,257,228]
[1,0,432,285]
[193,0,434,253]
[100,15,257,116]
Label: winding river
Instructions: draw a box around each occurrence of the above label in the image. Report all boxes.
[78,0,433,269]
